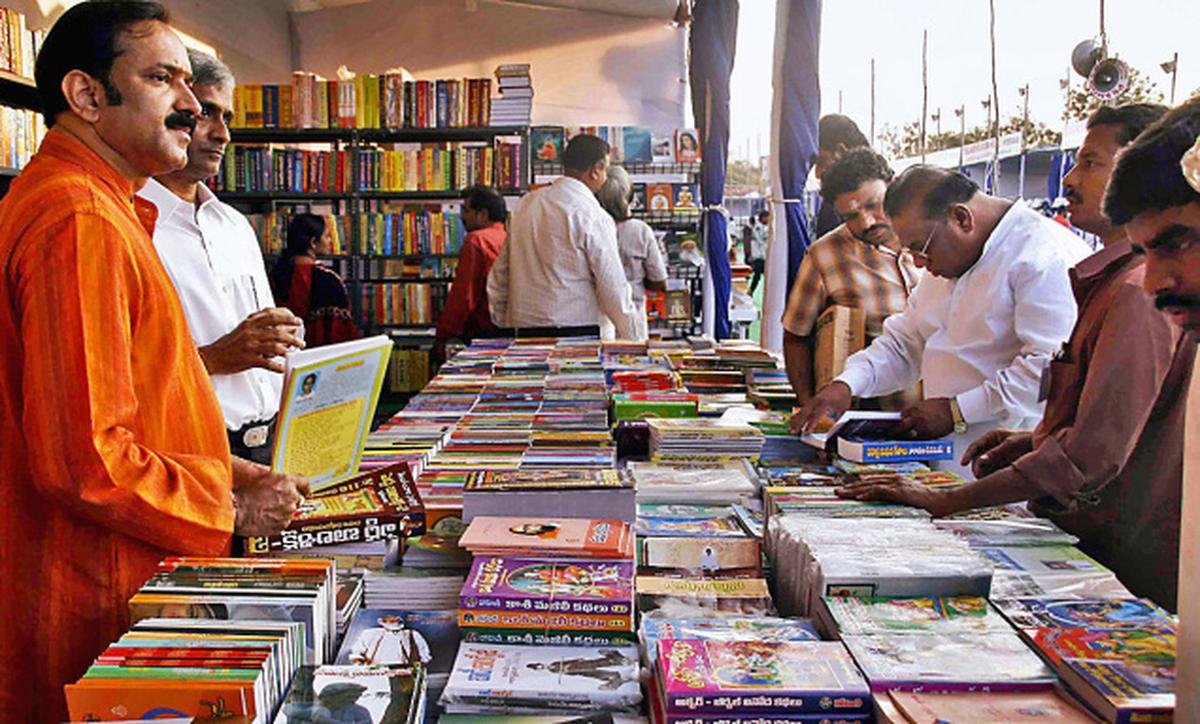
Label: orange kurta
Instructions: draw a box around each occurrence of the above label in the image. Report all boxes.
[0,129,235,722]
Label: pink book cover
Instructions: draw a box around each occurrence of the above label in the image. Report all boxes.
[459,517,631,559]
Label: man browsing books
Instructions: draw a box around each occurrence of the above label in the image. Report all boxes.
[792,166,1091,477]
[0,5,306,721]
[487,133,639,339]
[433,184,508,362]
[781,148,921,405]
[835,104,1197,612]
[138,50,308,470]
[812,114,872,238]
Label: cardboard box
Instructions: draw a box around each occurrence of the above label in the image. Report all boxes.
[814,304,866,391]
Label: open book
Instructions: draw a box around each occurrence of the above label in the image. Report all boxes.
[271,335,392,490]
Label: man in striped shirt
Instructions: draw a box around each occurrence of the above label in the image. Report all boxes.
[781,148,921,404]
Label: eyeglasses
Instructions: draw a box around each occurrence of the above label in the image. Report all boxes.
[908,220,941,260]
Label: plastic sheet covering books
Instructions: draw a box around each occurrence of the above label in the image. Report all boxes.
[991,597,1175,632]
[628,460,758,504]
[839,631,1057,691]
[638,610,819,665]
[441,644,641,714]
[989,570,1133,600]
[932,518,1079,547]
[886,689,1099,723]
[819,596,1015,636]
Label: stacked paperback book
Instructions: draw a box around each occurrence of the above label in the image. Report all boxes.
[646,418,765,463]
[491,63,533,126]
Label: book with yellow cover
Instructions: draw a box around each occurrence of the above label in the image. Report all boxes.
[272,335,392,490]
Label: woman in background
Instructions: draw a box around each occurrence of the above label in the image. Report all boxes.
[270,214,359,348]
[597,165,668,340]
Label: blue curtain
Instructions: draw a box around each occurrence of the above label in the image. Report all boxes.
[775,0,822,291]
[690,0,738,339]
[1047,150,1074,200]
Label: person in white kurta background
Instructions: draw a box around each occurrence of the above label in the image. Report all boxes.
[596,165,668,340]
[794,165,1091,478]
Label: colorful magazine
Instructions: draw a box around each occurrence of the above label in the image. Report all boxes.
[460,557,634,616]
[640,614,819,664]
[821,596,1014,636]
[655,639,870,715]
[993,597,1175,632]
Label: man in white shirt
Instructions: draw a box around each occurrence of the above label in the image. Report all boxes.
[794,165,1091,476]
[138,50,304,467]
[487,134,638,339]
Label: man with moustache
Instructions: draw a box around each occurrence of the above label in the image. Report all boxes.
[0,3,306,720]
[1105,103,1200,663]
[781,148,921,404]
[138,50,305,467]
[794,166,1090,478]
[834,104,1189,610]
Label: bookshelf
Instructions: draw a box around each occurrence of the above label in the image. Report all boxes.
[0,69,42,197]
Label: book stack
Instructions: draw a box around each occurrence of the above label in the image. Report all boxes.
[244,212,350,256]
[274,664,427,723]
[651,639,871,723]
[457,556,636,647]
[335,608,459,708]
[126,558,338,666]
[354,142,496,192]
[769,517,993,616]
[235,71,492,130]
[361,281,441,326]
[993,596,1177,721]
[628,460,759,505]
[0,104,42,171]
[611,392,697,422]
[882,689,1100,723]
[335,573,364,640]
[646,418,765,462]
[462,469,635,524]
[65,616,305,723]
[459,516,635,560]
[363,567,468,612]
[491,64,533,126]
[801,411,956,465]
[820,596,1057,693]
[979,544,1135,600]
[635,504,761,577]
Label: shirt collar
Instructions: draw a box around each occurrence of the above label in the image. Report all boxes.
[1069,240,1140,298]
[554,175,595,198]
[139,177,219,223]
[40,128,136,203]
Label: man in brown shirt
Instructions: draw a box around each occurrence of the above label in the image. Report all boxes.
[1102,98,1200,706]
[782,148,920,404]
[836,103,1196,611]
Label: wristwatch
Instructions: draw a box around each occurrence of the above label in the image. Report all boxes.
[949,398,968,435]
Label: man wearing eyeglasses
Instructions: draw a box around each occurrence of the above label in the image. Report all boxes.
[793,165,1091,477]
[832,104,1197,614]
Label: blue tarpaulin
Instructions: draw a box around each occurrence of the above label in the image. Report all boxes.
[689,0,738,339]
[1048,150,1074,200]
[775,0,821,292]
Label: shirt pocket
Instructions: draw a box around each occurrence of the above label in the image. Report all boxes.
[219,273,265,320]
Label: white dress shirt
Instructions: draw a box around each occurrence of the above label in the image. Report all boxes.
[138,178,282,430]
[487,176,639,338]
[614,218,668,340]
[835,201,1092,474]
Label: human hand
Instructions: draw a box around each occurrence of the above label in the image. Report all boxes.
[788,381,853,435]
[232,460,310,537]
[836,475,958,518]
[961,430,1033,478]
[200,308,304,375]
[892,398,955,439]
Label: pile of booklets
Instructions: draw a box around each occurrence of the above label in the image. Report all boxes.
[636,503,762,578]
[462,468,636,524]
[491,64,532,126]
[769,517,994,617]
[646,417,765,462]
[628,459,758,504]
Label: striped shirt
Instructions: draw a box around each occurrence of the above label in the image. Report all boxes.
[487,176,638,338]
[781,223,921,339]
[0,129,234,723]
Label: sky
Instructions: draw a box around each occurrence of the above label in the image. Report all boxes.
[728,0,1200,162]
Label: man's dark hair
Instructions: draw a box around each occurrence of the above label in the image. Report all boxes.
[884,165,979,219]
[820,147,894,205]
[818,114,870,153]
[35,1,170,127]
[561,134,610,173]
[1104,97,1200,225]
[463,184,507,222]
[1087,103,1169,146]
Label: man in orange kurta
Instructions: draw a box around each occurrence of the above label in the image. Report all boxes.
[0,4,306,721]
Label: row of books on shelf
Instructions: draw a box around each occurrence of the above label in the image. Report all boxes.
[532,125,701,165]
[213,138,525,194]
[361,281,443,327]
[0,6,42,79]
[247,211,468,258]
[0,103,42,170]
[234,71,495,130]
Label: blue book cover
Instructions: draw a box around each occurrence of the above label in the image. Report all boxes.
[622,126,652,164]
[837,436,955,464]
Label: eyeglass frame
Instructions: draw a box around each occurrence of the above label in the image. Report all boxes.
[907,218,943,261]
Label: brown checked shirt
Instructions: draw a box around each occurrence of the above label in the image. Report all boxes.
[989,241,1196,610]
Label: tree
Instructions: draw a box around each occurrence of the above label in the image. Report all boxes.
[1066,65,1165,121]
[878,115,1062,160]
[724,158,768,196]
